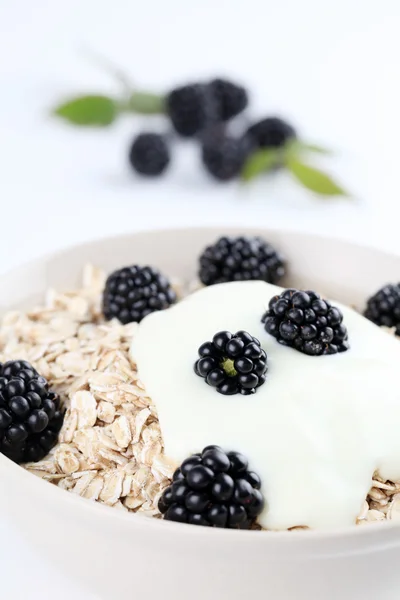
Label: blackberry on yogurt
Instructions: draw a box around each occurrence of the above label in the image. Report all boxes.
[194,330,267,395]
[262,288,349,356]
[159,445,264,528]
[364,284,400,329]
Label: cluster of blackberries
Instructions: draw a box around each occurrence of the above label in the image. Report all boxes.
[158,445,264,528]
[0,360,64,464]
[194,331,268,396]
[262,289,349,356]
[128,77,296,181]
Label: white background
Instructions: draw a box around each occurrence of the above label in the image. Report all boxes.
[1,1,400,597]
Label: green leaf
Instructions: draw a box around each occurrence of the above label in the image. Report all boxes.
[53,95,118,126]
[287,139,332,156]
[127,92,165,115]
[241,148,281,182]
[286,157,347,197]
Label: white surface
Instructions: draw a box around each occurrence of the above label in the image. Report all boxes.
[1,0,400,597]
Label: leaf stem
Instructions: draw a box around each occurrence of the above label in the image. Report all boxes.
[80,46,133,96]
[123,91,166,115]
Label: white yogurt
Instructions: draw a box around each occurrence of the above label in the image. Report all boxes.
[130,281,400,530]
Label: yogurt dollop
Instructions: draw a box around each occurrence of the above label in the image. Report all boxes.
[131,281,400,530]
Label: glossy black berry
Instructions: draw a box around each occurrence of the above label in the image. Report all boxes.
[202,448,230,472]
[199,236,285,286]
[102,265,176,324]
[246,116,296,149]
[128,133,170,177]
[194,330,267,395]
[159,446,265,528]
[262,289,349,356]
[186,464,215,490]
[364,284,400,329]
[209,78,249,122]
[0,360,64,464]
[211,473,235,501]
[166,83,217,137]
[201,133,250,181]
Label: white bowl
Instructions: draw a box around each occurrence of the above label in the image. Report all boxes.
[1,227,400,600]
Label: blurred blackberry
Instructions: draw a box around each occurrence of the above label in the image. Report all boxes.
[166,83,217,137]
[246,117,296,149]
[262,288,349,356]
[158,445,264,528]
[0,360,64,464]
[199,236,285,286]
[103,265,176,324]
[364,284,400,328]
[201,133,250,181]
[194,330,267,395]
[209,78,248,121]
[128,133,170,176]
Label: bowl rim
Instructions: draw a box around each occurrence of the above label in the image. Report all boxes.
[1,225,400,546]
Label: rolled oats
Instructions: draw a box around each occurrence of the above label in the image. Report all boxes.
[97,400,116,424]
[112,415,132,449]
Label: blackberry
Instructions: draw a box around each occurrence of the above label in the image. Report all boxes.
[194,331,267,395]
[199,236,285,286]
[159,445,264,528]
[209,78,248,122]
[246,116,296,149]
[103,265,176,324]
[262,289,349,356]
[166,83,217,137]
[0,360,64,464]
[364,284,400,329]
[128,133,170,176]
[201,134,250,181]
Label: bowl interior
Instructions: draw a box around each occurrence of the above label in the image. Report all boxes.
[3,227,400,600]
[1,225,400,546]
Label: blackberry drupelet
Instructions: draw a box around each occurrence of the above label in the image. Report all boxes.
[103,265,176,324]
[194,330,267,395]
[201,134,250,181]
[158,445,264,528]
[128,133,170,176]
[209,78,249,122]
[0,360,64,464]
[246,116,296,149]
[166,83,217,137]
[199,236,285,286]
[364,284,400,329]
[262,289,349,356]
